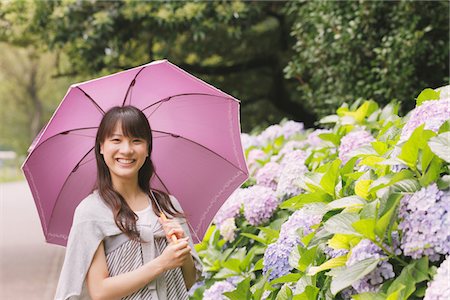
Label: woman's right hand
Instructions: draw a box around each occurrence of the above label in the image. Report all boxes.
[158,237,191,271]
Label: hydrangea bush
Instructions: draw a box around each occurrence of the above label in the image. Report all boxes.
[191,86,450,300]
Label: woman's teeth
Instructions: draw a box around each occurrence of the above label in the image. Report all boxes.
[116,158,135,164]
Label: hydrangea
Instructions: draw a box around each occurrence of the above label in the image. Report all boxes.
[280,120,304,139]
[324,246,349,259]
[257,124,283,146]
[203,281,235,300]
[278,208,323,247]
[241,133,260,150]
[346,239,395,293]
[247,148,268,176]
[271,140,304,162]
[214,189,245,227]
[424,256,450,300]
[255,162,281,190]
[219,218,237,242]
[436,85,450,99]
[338,130,375,164]
[263,208,323,281]
[400,97,450,143]
[398,184,450,261]
[276,150,308,200]
[243,185,279,226]
[263,241,293,281]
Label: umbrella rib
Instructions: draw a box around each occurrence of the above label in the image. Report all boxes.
[76,87,105,115]
[152,130,247,174]
[141,93,237,115]
[48,146,96,232]
[151,171,171,195]
[122,66,146,107]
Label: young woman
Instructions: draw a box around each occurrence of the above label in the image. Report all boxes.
[55,106,202,300]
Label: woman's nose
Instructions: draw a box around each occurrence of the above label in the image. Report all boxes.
[119,141,134,153]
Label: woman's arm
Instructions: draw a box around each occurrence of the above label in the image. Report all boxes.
[86,238,191,300]
[181,253,197,290]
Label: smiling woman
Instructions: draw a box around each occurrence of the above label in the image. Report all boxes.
[55,106,202,300]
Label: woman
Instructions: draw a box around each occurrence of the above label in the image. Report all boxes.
[55,106,202,300]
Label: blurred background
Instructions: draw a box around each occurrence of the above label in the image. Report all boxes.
[0,1,448,299]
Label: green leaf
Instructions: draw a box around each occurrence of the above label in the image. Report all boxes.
[372,141,388,155]
[241,233,267,245]
[386,257,429,299]
[328,196,366,210]
[318,133,340,146]
[353,292,386,300]
[352,219,376,240]
[328,233,361,250]
[275,284,293,300]
[329,258,380,295]
[375,193,402,239]
[419,156,443,187]
[271,273,302,285]
[253,258,264,271]
[416,88,440,106]
[280,191,332,210]
[292,286,319,299]
[222,258,242,272]
[251,273,270,300]
[324,213,361,235]
[437,175,450,190]
[223,277,251,300]
[355,179,373,199]
[398,125,435,168]
[320,159,342,196]
[307,256,347,276]
[259,227,280,243]
[297,246,318,272]
[428,132,450,162]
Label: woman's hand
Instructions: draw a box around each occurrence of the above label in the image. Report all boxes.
[158,237,191,271]
[159,216,186,241]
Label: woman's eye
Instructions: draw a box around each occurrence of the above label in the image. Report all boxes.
[133,139,143,143]
[111,138,120,142]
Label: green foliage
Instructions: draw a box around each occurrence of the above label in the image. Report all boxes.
[195,87,450,299]
[285,0,449,118]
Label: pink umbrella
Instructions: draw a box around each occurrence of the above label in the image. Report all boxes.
[22,60,249,246]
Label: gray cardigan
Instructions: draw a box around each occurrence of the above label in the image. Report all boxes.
[54,190,202,300]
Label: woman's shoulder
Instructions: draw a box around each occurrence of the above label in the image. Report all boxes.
[73,190,112,223]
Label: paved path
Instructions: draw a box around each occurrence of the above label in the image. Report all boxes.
[0,181,66,300]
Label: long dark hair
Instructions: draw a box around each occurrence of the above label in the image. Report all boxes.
[94,105,183,240]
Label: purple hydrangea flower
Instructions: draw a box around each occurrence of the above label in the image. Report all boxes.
[338,130,375,164]
[203,281,236,300]
[424,256,450,300]
[263,241,293,281]
[346,239,395,293]
[273,140,304,162]
[280,120,304,139]
[214,189,245,227]
[324,246,349,258]
[398,184,450,261]
[255,162,281,191]
[263,208,324,281]
[243,185,279,226]
[257,124,283,146]
[278,208,323,247]
[400,98,450,143]
[241,133,260,150]
[276,150,308,200]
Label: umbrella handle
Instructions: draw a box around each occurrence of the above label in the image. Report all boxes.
[160,211,178,243]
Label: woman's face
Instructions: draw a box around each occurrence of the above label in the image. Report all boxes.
[100,121,149,182]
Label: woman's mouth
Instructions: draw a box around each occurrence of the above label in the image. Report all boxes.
[115,158,136,166]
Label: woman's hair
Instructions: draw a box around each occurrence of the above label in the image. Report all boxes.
[94,105,183,240]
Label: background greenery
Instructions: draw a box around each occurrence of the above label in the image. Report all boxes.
[0,0,448,165]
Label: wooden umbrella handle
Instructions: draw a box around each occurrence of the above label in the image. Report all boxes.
[160,211,178,243]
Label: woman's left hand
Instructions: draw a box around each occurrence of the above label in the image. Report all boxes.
[159,216,186,241]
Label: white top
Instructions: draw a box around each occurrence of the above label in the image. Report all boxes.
[135,204,153,226]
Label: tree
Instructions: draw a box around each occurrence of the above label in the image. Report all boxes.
[8,0,316,132]
[285,0,449,117]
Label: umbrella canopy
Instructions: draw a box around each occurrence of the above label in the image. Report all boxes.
[22,60,248,246]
